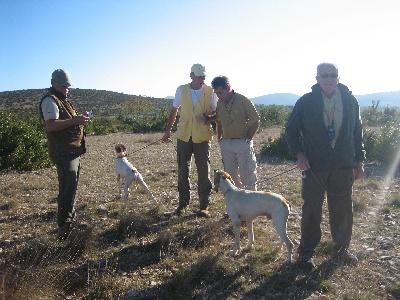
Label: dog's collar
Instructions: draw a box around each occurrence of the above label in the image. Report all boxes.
[116,152,126,158]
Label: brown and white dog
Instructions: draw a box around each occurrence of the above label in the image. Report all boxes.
[213,170,293,265]
[115,143,155,208]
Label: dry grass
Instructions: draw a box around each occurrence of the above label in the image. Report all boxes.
[0,129,399,299]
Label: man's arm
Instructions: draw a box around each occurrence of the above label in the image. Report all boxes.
[45,116,89,132]
[162,107,179,142]
[216,122,223,141]
[246,120,260,140]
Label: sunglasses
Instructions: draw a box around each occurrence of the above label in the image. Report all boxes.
[319,73,338,79]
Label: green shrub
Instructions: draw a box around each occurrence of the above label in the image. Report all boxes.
[88,117,119,135]
[258,105,291,129]
[0,111,52,171]
[363,128,379,162]
[361,101,400,126]
[372,122,400,165]
[363,122,400,164]
[260,128,293,159]
[361,101,382,126]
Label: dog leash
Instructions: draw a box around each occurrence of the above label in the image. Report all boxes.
[128,138,163,157]
[244,166,298,189]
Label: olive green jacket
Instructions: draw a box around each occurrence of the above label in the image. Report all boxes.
[285,83,365,171]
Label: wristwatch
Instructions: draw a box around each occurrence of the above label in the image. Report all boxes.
[245,137,252,144]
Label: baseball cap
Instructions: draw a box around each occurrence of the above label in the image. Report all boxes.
[52,69,73,86]
[191,64,206,77]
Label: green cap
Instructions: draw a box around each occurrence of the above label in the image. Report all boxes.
[52,69,73,86]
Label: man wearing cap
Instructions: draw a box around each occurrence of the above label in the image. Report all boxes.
[39,69,90,239]
[162,64,217,217]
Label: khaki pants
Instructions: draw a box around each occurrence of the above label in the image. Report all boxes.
[177,138,211,210]
[219,138,257,190]
[298,169,354,256]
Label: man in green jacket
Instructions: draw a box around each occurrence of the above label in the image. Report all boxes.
[40,69,90,239]
[285,62,365,270]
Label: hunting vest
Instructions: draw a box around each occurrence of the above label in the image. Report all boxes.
[39,90,86,157]
[175,83,213,143]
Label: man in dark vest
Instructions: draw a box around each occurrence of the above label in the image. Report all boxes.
[39,69,90,239]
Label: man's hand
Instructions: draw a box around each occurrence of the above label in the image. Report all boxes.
[162,131,172,143]
[195,114,207,124]
[296,152,310,170]
[354,162,364,180]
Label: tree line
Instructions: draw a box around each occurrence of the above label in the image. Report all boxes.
[0,100,399,172]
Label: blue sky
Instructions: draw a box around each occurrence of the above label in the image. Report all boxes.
[1,0,399,98]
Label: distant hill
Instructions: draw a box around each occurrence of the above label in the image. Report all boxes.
[251,93,300,106]
[1,89,399,118]
[0,89,172,116]
[251,91,400,108]
[356,91,400,108]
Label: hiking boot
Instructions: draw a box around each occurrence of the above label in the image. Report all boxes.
[174,205,187,217]
[332,250,358,266]
[58,222,72,240]
[297,255,316,270]
[197,209,209,218]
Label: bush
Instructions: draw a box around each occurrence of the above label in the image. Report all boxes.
[258,105,291,129]
[0,111,52,171]
[361,100,400,127]
[363,122,400,165]
[259,128,293,159]
[85,116,119,135]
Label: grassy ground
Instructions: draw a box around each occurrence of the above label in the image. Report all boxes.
[0,129,399,299]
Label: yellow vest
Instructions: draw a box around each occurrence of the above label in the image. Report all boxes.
[176,83,213,143]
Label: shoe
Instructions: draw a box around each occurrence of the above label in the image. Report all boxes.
[297,255,316,270]
[58,222,72,240]
[332,250,358,265]
[197,209,209,218]
[174,205,186,217]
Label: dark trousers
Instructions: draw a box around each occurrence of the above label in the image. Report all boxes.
[298,169,354,256]
[177,138,212,210]
[51,154,81,227]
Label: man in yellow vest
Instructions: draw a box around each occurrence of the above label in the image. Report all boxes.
[162,64,217,217]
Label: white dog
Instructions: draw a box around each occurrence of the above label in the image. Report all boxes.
[115,143,155,208]
[213,170,293,265]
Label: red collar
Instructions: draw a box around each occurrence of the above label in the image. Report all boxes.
[116,152,126,158]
